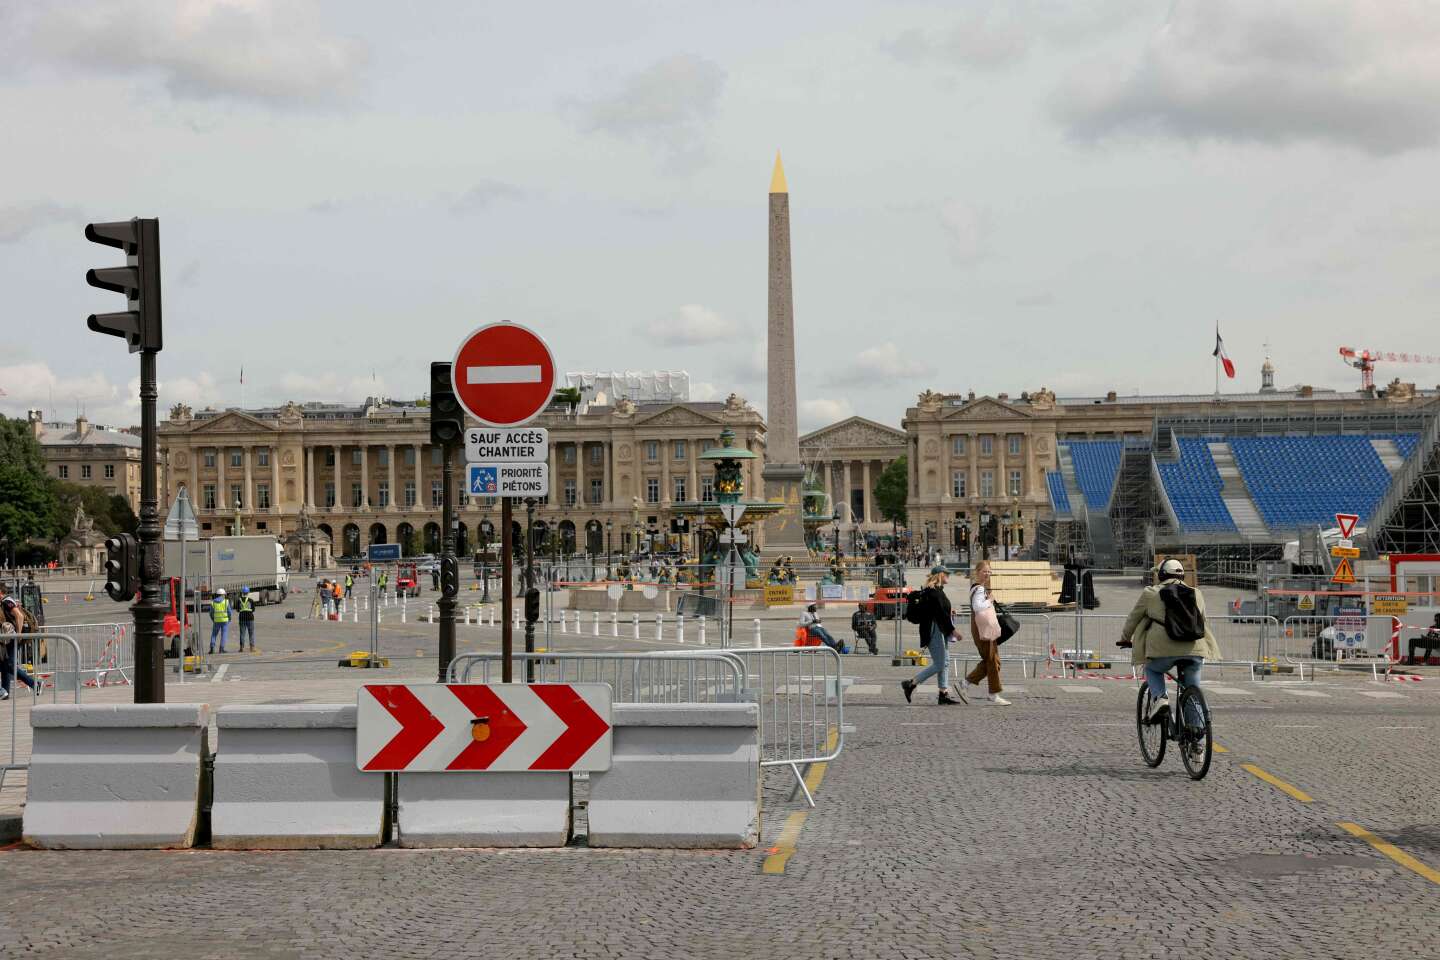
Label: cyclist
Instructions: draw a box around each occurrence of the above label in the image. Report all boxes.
[1119,559,1221,726]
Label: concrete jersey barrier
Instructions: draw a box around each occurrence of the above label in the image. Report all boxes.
[211,704,383,850]
[24,703,211,850]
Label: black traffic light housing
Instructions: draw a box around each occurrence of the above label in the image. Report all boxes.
[431,362,463,447]
[86,219,162,353]
[440,555,459,598]
[523,587,540,624]
[103,534,140,602]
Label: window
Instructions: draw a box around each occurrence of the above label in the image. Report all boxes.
[701,477,715,502]
[377,482,390,507]
[404,481,416,507]
[325,483,336,508]
[564,479,577,507]
[646,478,660,503]
[644,441,659,462]
[952,471,967,498]
[1008,470,1022,496]
[378,448,389,467]
[104,464,115,479]
[590,444,603,464]
[404,447,415,466]
[590,479,603,504]
[674,477,687,502]
[1008,435,1022,457]
[203,449,216,468]
[563,445,576,465]
[430,448,442,466]
[57,465,68,479]
[673,440,687,460]
[202,483,217,510]
[352,449,363,466]
[980,436,993,456]
[230,484,243,508]
[351,482,363,508]
[229,450,242,468]
[258,449,270,467]
[952,436,966,456]
[256,483,271,509]
[431,480,442,507]
[979,471,994,497]
[80,464,92,479]
[325,449,336,466]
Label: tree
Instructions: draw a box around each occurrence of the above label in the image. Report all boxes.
[46,481,138,539]
[873,455,908,526]
[0,417,59,558]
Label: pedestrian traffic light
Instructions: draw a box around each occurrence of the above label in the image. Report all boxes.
[103,533,140,602]
[523,587,540,624]
[85,219,162,353]
[440,555,459,598]
[430,362,463,446]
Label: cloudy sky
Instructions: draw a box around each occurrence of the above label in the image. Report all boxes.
[4,0,1440,432]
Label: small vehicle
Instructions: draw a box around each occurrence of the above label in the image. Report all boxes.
[1136,661,1213,780]
[859,551,912,619]
[395,562,421,598]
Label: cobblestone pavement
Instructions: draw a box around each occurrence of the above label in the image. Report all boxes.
[4,577,1437,959]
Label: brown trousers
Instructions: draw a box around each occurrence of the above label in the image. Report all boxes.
[966,639,1003,694]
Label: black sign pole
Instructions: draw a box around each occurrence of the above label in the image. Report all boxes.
[524,497,537,683]
[436,441,456,682]
[502,497,513,682]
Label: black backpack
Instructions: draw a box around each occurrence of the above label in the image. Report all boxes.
[1157,582,1205,642]
[904,590,926,625]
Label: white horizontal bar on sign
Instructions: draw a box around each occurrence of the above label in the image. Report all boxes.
[466,365,542,385]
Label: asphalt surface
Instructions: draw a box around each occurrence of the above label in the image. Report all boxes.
[3,573,1436,959]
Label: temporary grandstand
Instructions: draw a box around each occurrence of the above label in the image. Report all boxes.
[1036,393,1440,577]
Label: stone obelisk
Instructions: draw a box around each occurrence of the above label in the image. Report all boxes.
[761,152,808,553]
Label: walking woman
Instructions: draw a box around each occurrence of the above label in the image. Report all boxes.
[901,565,961,706]
[958,560,1010,705]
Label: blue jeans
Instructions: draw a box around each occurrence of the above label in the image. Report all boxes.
[210,621,229,652]
[807,625,844,653]
[0,643,39,693]
[238,618,255,650]
[1144,656,1202,700]
[911,625,950,690]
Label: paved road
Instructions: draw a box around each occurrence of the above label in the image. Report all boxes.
[5,576,1436,959]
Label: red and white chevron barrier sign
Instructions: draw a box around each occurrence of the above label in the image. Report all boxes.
[356,684,612,772]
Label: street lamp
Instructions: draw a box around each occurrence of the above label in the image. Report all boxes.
[605,519,613,580]
[832,510,841,560]
[979,508,991,561]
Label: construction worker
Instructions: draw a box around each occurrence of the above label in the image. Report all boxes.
[235,587,256,652]
[209,588,231,654]
[377,569,389,600]
[344,572,354,599]
[331,579,343,613]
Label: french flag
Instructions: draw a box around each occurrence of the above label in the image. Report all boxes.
[1213,332,1235,379]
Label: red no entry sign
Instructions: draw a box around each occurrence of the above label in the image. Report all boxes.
[451,322,556,427]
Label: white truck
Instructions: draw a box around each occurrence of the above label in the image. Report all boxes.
[164,535,290,605]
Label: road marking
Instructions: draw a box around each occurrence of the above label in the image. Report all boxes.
[1213,744,1229,753]
[1338,822,1440,886]
[899,722,943,726]
[1279,689,1329,698]
[1241,763,1313,803]
[845,684,882,696]
[1358,691,1406,699]
[211,664,229,683]
[1206,686,1247,695]
[1275,724,1320,729]
[1376,726,1423,731]
[1060,685,1102,694]
[762,728,837,876]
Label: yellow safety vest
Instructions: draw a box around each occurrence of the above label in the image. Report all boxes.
[211,598,230,623]
[237,596,254,616]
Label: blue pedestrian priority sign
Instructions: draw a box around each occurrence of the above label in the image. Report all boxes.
[467,462,549,498]
[471,466,499,495]
[367,543,402,562]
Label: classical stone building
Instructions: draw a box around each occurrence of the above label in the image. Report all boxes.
[158,394,767,562]
[29,412,153,513]
[798,417,907,535]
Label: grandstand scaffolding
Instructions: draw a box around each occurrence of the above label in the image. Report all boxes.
[1370,407,1440,555]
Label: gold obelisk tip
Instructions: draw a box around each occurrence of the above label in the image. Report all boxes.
[770,151,788,194]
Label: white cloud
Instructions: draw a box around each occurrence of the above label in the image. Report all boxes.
[1052,0,1440,154]
[690,381,720,402]
[0,363,119,418]
[885,2,1150,71]
[799,397,853,431]
[638,304,739,346]
[0,202,80,244]
[450,180,526,215]
[727,338,767,386]
[15,0,369,109]
[830,342,933,385]
[274,371,388,403]
[939,201,991,265]
[573,54,725,167]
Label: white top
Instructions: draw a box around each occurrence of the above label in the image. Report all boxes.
[799,610,820,627]
[969,584,992,612]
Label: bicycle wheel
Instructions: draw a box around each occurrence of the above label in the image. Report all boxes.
[1136,684,1166,767]
[1177,685,1212,780]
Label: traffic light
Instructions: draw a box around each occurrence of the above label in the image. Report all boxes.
[431,362,463,446]
[440,555,459,598]
[103,533,140,602]
[523,587,540,624]
[85,219,162,353]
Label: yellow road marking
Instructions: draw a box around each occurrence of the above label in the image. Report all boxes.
[761,728,839,876]
[1241,763,1313,803]
[1213,743,1228,753]
[1337,822,1440,886]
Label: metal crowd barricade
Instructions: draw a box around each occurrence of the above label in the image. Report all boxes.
[447,651,746,704]
[32,621,132,688]
[1280,615,1399,680]
[1044,612,1275,680]
[947,611,1052,679]
[1,632,85,794]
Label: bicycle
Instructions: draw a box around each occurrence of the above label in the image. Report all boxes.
[1135,660,1212,780]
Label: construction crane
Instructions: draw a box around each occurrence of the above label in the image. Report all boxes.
[1338,346,1440,391]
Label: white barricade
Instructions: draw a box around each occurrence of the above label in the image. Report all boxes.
[396,771,571,848]
[593,612,600,637]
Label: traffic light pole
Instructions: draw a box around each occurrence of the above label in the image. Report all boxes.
[524,497,537,683]
[436,441,457,682]
[501,498,513,682]
[133,349,165,702]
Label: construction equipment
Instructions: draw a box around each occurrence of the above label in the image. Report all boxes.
[1339,346,1440,391]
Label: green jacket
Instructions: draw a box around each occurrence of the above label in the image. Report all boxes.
[1120,584,1221,665]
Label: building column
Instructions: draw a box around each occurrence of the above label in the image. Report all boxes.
[386,444,397,511]
[360,445,369,510]
[661,440,671,504]
[942,434,953,502]
[217,446,227,508]
[687,442,697,503]
[1024,431,1036,498]
[414,443,423,512]
[997,433,1007,499]
[188,446,198,508]
[601,440,611,506]
[242,447,254,511]
[548,440,558,506]
[305,446,316,508]
[823,459,834,512]
[576,441,586,506]
[862,460,873,525]
[968,434,978,504]
[271,447,280,513]
[334,444,344,511]
[842,460,853,523]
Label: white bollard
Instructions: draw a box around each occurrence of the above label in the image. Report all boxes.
[632,614,640,640]
[352,601,359,624]
[698,615,706,646]
[560,611,568,634]
[464,606,471,626]
[429,602,435,621]
[377,606,383,624]
[401,599,407,624]
[593,612,600,637]
[753,619,762,648]
[677,615,685,644]
[611,611,618,638]
[655,613,663,642]
[489,606,496,627]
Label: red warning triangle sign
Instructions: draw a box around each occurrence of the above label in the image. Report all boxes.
[1332,557,1356,584]
[1335,513,1359,538]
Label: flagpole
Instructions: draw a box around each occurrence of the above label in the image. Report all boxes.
[1214,319,1219,400]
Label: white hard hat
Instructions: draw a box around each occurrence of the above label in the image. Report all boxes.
[1159,559,1185,579]
[215,587,227,596]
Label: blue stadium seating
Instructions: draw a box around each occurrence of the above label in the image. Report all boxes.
[1064,440,1122,508]
[1390,433,1420,460]
[1156,440,1235,532]
[1229,435,1418,528]
[1046,471,1070,513]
